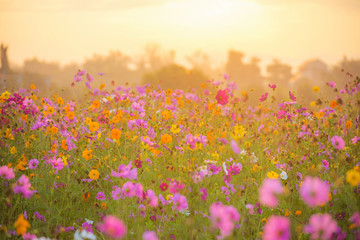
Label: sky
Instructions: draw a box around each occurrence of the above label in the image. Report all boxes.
[1,0,359,70]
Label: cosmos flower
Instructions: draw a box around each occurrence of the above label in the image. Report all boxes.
[259,178,283,208]
[263,216,290,240]
[331,136,345,150]
[97,215,127,239]
[216,89,229,106]
[0,165,15,180]
[172,193,188,211]
[304,213,338,240]
[300,176,330,207]
[142,231,158,240]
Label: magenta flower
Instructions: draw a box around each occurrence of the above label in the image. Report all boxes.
[216,89,229,106]
[13,175,34,199]
[82,221,93,233]
[97,215,127,239]
[50,157,64,173]
[28,159,39,169]
[0,165,15,180]
[96,192,106,201]
[322,160,329,170]
[209,202,240,238]
[111,162,138,180]
[263,215,290,240]
[300,176,330,208]
[259,178,283,208]
[122,182,136,198]
[142,231,158,240]
[172,193,188,211]
[260,92,268,102]
[289,91,296,101]
[331,136,345,150]
[200,187,208,202]
[268,84,277,89]
[349,212,360,228]
[169,181,185,194]
[304,213,338,240]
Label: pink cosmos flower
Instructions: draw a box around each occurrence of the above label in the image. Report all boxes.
[50,157,64,173]
[259,178,283,208]
[96,192,106,201]
[300,176,330,208]
[0,165,15,180]
[122,182,136,198]
[28,159,39,169]
[112,185,124,200]
[331,136,345,150]
[260,92,268,102]
[111,162,138,180]
[82,221,93,233]
[97,215,127,239]
[289,91,296,101]
[172,193,188,211]
[146,189,159,207]
[230,140,240,154]
[209,202,240,238]
[304,213,338,240]
[13,175,34,199]
[268,84,277,89]
[169,181,185,194]
[216,89,229,106]
[142,231,158,240]
[263,215,290,240]
[349,212,360,228]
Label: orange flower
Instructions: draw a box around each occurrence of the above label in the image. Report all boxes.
[67,111,75,120]
[111,128,122,140]
[83,192,90,202]
[162,110,171,120]
[330,100,337,109]
[89,122,99,132]
[161,134,172,144]
[82,148,93,160]
[89,169,99,180]
[345,120,352,129]
[61,139,68,150]
[14,214,30,235]
[92,100,100,109]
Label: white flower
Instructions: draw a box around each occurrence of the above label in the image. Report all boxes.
[222,162,229,175]
[280,171,288,180]
[74,229,97,240]
[85,219,94,224]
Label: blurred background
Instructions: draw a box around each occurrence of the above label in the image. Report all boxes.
[1,0,359,103]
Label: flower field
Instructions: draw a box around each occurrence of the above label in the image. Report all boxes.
[0,70,360,240]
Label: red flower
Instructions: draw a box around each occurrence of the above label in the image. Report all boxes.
[160,182,168,191]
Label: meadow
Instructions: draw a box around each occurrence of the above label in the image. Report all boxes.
[0,70,359,240]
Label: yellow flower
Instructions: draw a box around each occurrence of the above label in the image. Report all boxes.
[161,134,173,144]
[312,86,319,92]
[14,214,30,235]
[0,91,11,101]
[10,146,16,154]
[89,169,99,180]
[231,124,246,140]
[89,122,99,132]
[47,107,54,115]
[346,169,360,187]
[310,101,316,107]
[170,124,180,134]
[111,128,122,140]
[267,171,279,179]
[82,148,93,160]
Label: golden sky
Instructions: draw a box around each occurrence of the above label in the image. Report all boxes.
[1,0,359,69]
